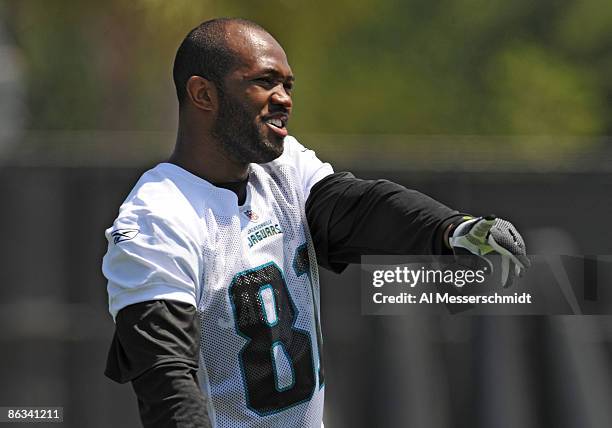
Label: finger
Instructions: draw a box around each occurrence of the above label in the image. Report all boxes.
[487,234,526,271]
[469,216,496,242]
[517,254,531,269]
[504,261,518,288]
[500,255,510,287]
[454,248,493,273]
[514,263,522,278]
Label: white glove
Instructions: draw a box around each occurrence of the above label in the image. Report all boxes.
[449,215,529,287]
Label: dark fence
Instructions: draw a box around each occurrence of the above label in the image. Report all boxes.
[1,165,611,427]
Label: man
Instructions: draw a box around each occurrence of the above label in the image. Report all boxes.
[102,18,528,428]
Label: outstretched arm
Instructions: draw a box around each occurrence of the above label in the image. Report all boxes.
[306,172,528,286]
[305,172,466,272]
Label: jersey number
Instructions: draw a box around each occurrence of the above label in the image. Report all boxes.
[229,261,319,415]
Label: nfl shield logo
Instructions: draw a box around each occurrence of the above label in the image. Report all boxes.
[243,209,259,222]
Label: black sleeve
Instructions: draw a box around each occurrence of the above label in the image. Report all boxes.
[105,300,211,428]
[305,171,466,273]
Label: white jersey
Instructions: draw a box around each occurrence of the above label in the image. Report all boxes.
[103,136,333,428]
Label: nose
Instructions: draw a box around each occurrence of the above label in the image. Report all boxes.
[270,84,292,109]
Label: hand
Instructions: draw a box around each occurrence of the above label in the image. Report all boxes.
[449,215,530,287]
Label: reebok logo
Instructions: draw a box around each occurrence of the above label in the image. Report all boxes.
[112,229,139,244]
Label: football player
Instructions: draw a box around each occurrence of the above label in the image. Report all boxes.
[102,18,528,428]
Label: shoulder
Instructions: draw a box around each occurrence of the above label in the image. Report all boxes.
[261,135,334,198]
[103,164,209,318]
[109,163,214,246]
[263,135,333,178]
[118,163,211,226]
[272,135,312,166]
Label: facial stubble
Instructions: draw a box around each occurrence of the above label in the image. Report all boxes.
[212,89,284,164]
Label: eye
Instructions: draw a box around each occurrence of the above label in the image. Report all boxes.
[253,77,275,89]
[283,82,294,94]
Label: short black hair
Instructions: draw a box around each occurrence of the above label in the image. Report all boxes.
[173,18,266,105]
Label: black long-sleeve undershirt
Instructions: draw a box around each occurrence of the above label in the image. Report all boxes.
[306,171,465,272]
[106,300,211,428]
[105,171,465,427]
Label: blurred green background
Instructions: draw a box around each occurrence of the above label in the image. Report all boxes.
[1,0,611,166]
[2,3,612,427]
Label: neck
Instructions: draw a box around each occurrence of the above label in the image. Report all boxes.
[169,121,250,184]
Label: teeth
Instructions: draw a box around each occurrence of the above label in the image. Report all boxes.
[267,118,283,128]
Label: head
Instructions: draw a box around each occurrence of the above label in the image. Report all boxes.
[173,18,294,164]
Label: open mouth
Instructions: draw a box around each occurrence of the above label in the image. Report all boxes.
[264,115,288,137]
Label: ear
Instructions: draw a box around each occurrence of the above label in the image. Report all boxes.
[185,76,218,111]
